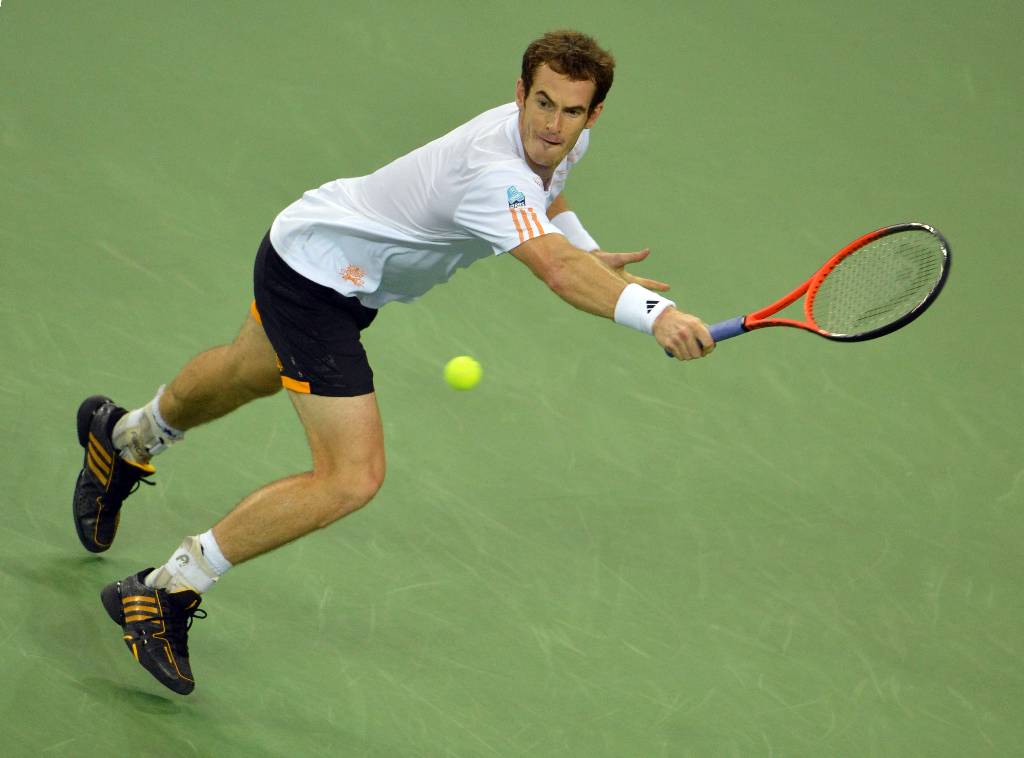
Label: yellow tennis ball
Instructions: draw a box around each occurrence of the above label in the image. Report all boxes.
[444,355,482,390]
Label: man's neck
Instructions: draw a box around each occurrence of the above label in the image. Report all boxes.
[522,150,554,189]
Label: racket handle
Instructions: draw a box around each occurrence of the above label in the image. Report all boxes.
[663,316,747,357]
[708,316,747,342]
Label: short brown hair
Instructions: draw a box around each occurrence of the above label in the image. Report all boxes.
[521,30,615,111]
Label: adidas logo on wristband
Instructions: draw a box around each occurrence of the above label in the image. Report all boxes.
[614,284,676,335]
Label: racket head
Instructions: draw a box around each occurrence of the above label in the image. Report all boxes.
[746,223,951,341]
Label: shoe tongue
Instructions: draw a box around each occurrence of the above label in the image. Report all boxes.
[167,589,202,612]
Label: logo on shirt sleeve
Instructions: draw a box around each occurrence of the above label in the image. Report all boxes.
[506,186,527,209]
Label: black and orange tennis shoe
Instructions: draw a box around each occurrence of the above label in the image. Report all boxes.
[73,395,154,552]
[100,569,206,695]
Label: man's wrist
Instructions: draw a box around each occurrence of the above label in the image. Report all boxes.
[613,283,676,334]
[652,304,678,331]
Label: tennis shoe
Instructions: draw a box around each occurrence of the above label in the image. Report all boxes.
[73,395,154,552]
[100,569,206,695]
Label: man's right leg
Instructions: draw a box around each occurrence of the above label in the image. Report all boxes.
[158,310,283,433]
[114,312,283,462]
[73,313,282,553]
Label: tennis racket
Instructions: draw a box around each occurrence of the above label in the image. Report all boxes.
[677,222,951,350]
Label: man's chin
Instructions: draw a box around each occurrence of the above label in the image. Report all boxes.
[528,149,561,168]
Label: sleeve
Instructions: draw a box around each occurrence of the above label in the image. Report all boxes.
[453,167,554,254]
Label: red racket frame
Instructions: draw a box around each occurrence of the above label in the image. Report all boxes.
[741,222,951,342]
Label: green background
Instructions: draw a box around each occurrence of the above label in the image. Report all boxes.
[2,1,1021,755]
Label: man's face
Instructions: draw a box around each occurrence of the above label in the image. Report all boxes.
[516,63,604,178]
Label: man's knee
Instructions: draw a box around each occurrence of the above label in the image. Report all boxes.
[314,468,385,527]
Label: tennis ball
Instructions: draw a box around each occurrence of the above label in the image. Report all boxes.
[444,355,482,390]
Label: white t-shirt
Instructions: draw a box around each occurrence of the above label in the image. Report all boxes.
[269,102,590,308]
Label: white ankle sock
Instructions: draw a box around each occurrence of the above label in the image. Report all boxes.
[149,385,184,440]
[113,385,184,463]
[198,529,233,575]
[145,533,228,594]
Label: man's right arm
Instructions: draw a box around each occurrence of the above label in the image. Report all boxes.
[510,233,713,360]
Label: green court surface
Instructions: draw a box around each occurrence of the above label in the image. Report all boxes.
[2,1,1022,755]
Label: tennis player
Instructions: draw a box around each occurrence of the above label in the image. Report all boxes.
[73,29,714,695]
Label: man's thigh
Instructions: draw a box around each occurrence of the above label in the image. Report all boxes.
[288,390,385,480]
[232,313,283,392]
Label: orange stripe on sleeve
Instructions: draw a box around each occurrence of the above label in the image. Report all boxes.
[509,208,525,244]
[519,209,535,239]
[250,300,262,325]
[528,208,545,235]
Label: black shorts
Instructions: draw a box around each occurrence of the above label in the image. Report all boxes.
[252,232,378,397]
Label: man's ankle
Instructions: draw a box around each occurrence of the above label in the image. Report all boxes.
[112,386,185,463]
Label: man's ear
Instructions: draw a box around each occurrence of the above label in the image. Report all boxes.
[585,101,604,129]
[515,78,526,110]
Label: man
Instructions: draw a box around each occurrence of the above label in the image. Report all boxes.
[74,30,713,695]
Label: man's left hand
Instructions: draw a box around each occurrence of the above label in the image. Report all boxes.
[593,249,670,292]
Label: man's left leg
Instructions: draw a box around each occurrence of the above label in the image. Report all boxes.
[207,390,386,564]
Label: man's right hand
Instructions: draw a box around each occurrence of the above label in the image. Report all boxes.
[654,307,714,361]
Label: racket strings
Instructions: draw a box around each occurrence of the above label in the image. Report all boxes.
[809,231,945,336]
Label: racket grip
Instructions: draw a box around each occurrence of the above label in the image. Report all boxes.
[708,316,747,342]
[663,316,748,357]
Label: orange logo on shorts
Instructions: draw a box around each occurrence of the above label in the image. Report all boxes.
[340,265,366,287]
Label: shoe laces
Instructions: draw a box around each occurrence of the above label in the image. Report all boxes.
[162,595,207,657]
[129,478,156,496]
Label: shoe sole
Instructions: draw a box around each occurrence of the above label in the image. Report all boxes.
[73,470,106,553]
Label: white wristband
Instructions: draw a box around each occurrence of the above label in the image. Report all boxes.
[550,211,599,252]
[614,283,675,335]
